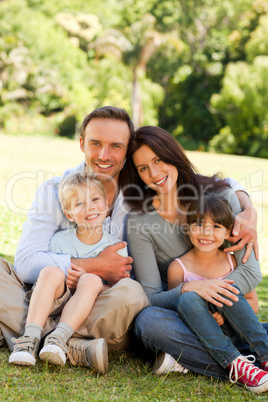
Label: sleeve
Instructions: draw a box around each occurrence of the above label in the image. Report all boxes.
[14,177,72,284]
[127,215,182,309]
[220,188,261,293]
[226,177,249,195]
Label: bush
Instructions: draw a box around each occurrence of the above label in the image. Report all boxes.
[57,115,77,139]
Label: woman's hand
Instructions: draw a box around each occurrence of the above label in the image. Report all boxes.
[182,279,239,308]
[66,263,86,290]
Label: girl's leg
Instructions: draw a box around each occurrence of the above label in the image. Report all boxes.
[176,291,240,368]
[213,287,268,363]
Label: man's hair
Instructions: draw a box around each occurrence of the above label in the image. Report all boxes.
[58,171,107,211]
[80,106,135,142]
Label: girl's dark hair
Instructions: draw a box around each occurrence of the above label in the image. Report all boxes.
[121,126,231,212]
[187,193,234,230]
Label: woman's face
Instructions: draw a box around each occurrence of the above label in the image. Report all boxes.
[132,145,178,195]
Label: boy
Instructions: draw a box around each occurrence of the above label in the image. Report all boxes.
[9,171,127,374]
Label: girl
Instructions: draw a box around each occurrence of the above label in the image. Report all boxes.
[168,193,268,393]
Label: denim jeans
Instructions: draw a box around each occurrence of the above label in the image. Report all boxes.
[176,288,268,368]
[134,305,268,379]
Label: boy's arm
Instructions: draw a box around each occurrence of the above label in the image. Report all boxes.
[245,289,259,314]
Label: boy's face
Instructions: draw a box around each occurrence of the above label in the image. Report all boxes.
[66,184,108,230]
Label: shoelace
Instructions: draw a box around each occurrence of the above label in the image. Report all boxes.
[229,355,261,384]
[45,335,69,354]
[11,336,37,352]
[68,342,90,366]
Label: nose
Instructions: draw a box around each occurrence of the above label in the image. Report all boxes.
[149,165,159,179]
[202,225,212,235]
[98,145,110,161]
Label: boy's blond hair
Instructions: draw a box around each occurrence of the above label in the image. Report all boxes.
[58,171,107,212]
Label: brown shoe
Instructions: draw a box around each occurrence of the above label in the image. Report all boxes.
[68,338,108,374]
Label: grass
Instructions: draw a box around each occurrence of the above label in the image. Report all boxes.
[0,133,268,401]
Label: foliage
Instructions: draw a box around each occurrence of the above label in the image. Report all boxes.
[210,56,268,157]
[1,0,268,156]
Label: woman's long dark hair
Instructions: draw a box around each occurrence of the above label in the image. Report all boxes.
[121,126,231,212]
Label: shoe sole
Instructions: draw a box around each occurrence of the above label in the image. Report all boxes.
[94,339,108,374]
[39,345,66,366]
[9,351,36,366]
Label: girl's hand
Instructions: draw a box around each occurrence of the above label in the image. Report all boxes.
[182,279,239,308]
[66,263,86,290]
[211,311,225,326]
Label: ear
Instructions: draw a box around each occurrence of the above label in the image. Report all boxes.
[80,137,85,153]
[64,210,74,223]
[225,225,232,239]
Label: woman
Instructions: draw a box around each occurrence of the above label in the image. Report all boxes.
[122,126,265,380]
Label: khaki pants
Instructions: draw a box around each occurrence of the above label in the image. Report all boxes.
[0,258,149,351]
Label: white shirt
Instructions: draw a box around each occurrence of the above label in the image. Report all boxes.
[14,162,130,283]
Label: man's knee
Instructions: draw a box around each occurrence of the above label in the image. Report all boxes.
[112,278,150,309]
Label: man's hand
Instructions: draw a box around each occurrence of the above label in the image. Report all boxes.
[225,206,258,263]
[71,242,133,283]
[66,264,86,290]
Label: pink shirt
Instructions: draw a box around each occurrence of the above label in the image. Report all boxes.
[174,252,234,282]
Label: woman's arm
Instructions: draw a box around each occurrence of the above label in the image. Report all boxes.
[221,188,261,294]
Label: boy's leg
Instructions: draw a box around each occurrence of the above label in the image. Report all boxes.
[72,278,149,349]
[26,266,66,327]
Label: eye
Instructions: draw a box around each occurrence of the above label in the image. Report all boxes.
[91,142,101,147]
[155,158,161,163]
[76,202,84,207]
[213,224,221,229]
[92,197,100,202]
[139,166,147,173]
[112,144,121,148]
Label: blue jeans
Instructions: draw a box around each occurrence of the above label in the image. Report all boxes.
[134,306,268,379]
[176,288,268,368]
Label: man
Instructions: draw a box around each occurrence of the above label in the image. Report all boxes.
[0,106,258,375]
[1,107,150,373]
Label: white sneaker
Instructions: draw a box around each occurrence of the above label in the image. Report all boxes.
[152,352,189,375]
[39,334,68,366]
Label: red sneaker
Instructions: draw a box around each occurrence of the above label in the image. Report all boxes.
[261,361,268,372]
[228,355,268,394]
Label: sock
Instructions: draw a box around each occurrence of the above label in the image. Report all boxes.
[50,322,74,344]
[24,323,43,340]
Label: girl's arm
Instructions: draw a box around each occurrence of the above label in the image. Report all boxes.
[167,260,184,290]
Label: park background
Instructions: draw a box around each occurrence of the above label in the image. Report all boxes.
[1,0,268,400]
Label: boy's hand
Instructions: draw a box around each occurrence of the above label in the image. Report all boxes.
[66,263,86,290]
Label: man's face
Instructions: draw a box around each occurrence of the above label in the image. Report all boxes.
[80,118,130,183]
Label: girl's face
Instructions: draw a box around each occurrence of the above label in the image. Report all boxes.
[66,184,108,230]
[189,214,231,253]
[132,145,178,195]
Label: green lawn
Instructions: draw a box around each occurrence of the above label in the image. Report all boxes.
[1,133,268,401]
